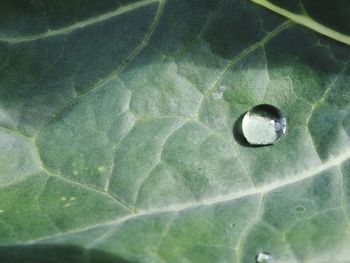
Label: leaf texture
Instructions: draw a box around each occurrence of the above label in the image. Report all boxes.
[0,0,350,262]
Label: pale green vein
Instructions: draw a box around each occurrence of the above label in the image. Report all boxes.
[134,120,187,208]
[251,0,350,46]
[0,125,33,142]
[36,175,61,234]
[39,166,135,214]
[155,213,178,255]
[0,0,159,44]
[34,0,164,140]
[305,61,350,127]
[0,172,39,190]
[17,37,68,90]
[130,114,257,190]
[198,0,227,38]
[260,43,271,102]
[22,147,350,245]
[104,111,136,192]
[194,120,257,189]
[85,224,121,249]
[235,194,264,263]
[197,20,293,117]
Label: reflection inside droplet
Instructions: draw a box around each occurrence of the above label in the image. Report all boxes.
[256,252,272,262]
[242,104,286,145]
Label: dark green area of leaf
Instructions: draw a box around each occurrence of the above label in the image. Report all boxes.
[269,0,350,35]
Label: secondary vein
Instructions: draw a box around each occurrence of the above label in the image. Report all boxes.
[0,0,159,44]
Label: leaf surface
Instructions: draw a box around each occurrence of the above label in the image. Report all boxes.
[0,0,350,262]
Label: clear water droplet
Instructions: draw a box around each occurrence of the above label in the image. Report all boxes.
[242,104,286,145]
[256,252,272,262]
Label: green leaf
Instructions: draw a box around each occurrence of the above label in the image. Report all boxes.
[0,0,349,262]
[251,0,350,45]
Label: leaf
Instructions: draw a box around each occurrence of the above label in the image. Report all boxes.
[0,0,349,262]
[250,0,350,45]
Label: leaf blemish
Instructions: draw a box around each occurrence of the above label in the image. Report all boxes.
[211,86,229,101]
[97,166,106,173]
[212,91,223,100]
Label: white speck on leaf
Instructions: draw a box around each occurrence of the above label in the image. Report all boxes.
[219,85,228,91]
[212,91,223,100]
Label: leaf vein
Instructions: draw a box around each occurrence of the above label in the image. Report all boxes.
[0,0,160,44]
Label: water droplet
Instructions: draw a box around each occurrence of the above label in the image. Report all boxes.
[256,252,272,262]
[242,104,286,145]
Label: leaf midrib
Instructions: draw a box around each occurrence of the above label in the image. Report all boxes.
[22,148,350,245]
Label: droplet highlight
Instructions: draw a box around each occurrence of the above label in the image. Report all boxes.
[256,252,272,262]
[242,104,286,145]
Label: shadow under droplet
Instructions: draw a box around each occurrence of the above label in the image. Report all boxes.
[232,113,272,148]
